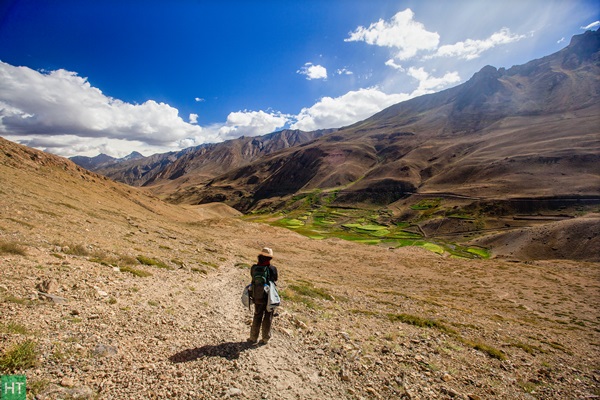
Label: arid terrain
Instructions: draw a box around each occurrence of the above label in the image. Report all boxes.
[1,134,599,400]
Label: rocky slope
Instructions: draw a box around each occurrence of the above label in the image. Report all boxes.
[1,132,599,399]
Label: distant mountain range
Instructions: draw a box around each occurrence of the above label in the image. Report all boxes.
[70,151,144,171]
[72,30,600,213]
[71,129,335,191]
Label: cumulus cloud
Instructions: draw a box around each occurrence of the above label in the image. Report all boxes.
[218,110,290,139]
[428,28,526,60]
[291,87,410,131]
[194,97,205,102]
[0,61,296,156]
[0,56,462,158]
[290,66,462,131]
[345,9,439,60]
[297,63,328,80]
[0,62,203,147]
[581,21,600,30]
[407,67,461,97]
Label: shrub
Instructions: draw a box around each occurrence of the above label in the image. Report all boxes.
[510,341,541,355]
[120,266,152,277]
[90,250,138,267]
[463,340,506,360]
[137,255,172,270]
[387,313,505,359]
[3,295,33,306]
[0,322,29,335]
[0,340,38,373]
[200,261,219,269]
[28,379,50,398]
[288,282,334,301]
[63,244,90,256]
[191,267,207,274]
[387,313,457,335]
[0,241,27,256]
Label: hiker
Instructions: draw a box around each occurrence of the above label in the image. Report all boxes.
[248,247,278,345]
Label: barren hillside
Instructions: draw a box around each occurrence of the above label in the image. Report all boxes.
[1,138,599,399]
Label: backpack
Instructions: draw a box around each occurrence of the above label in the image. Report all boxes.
[266,281,281,312]
[241,284,251,309]
[251,265,270,302]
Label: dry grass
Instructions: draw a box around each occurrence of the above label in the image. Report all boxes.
[0,240,27,255]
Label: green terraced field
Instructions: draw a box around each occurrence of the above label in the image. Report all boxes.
[243,194,490,259]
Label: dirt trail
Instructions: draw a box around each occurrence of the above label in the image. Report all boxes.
[190,263,342,400]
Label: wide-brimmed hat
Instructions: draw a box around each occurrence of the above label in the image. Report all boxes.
[258,247,274,258]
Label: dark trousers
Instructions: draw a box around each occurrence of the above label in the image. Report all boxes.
[250,302,273,341]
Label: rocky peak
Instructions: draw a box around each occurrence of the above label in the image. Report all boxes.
[122,151,145,161]
[453,65,504,113]
[562,28,600,68]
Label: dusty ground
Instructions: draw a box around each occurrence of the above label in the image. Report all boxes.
[1,138,599,399]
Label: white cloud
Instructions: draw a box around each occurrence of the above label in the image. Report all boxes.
[218,110,290,139]
[336,68,353,75]
[345,9,439,60]
[291,66,462,131]
[297,63,328,80]
[0,61,293,156]
[0,62,203,146]
[0,57,461,158]
[557,37,566,44]
[0,62,233,157]
[2,133,191,159]
[407,67,461,97]
[291,87,410,131]
[429,28,526,60]
[385,59,405,71]
[581,21,600,30]
[194,97,205,102]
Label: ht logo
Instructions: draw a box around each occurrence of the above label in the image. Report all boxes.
[1,375,26,400]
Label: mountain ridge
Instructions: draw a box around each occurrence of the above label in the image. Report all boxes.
[164,29,599,212]
[73,128,335,191]
[70,151,145,171]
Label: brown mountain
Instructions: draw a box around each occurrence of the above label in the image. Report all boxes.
[83,128,334,194]
[164,30,599,212]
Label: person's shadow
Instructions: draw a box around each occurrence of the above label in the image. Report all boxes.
[169,341,256,362]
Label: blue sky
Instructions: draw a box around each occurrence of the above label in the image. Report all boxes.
[0,0,598,157]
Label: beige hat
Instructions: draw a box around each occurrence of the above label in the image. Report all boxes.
[259,247,274,258]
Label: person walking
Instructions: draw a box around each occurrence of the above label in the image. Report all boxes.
[248,247,278,345]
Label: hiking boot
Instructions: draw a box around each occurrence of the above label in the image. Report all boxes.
[258,339,269,345]
[247,338,258,344]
